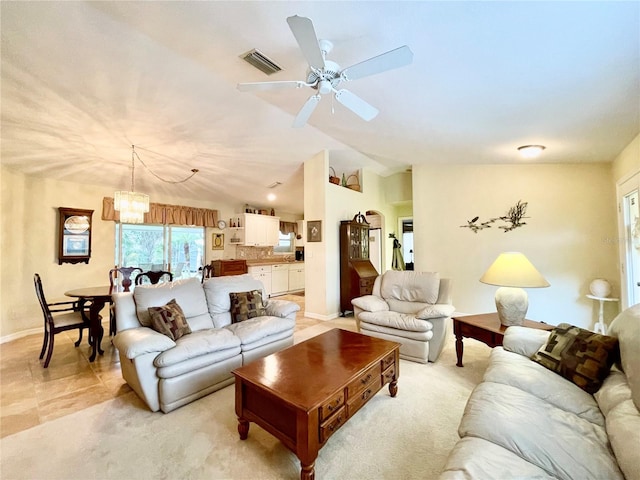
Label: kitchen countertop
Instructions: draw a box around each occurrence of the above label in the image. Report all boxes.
[246,259,305,266]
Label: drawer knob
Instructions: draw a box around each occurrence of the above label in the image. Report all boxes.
[362,389,372,400]
[360,374,372,385]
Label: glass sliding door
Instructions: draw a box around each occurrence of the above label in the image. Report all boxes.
[115,224,204,280]
[618,172,640,308]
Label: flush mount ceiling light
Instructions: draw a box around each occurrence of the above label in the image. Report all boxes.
[267,193,277,201]
[517,145,546,159]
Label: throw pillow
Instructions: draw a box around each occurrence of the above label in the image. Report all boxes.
[531,323,619,394]
[229,290,266,323]
[147,298,192,341]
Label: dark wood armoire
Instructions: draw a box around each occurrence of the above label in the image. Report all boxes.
[340,213,379,315]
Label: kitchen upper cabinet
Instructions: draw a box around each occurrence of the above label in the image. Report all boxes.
[243,213,280,246]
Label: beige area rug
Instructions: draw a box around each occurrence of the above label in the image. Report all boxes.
[0,320,491,480]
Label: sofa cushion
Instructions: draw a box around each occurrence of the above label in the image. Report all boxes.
[380,270,440,304]
[595,370,640,480]
[147,299,192,341]
[459,381,623,480]
[359,310,433,332]
[225,315,295,346]
[608,303,640,411]
[486,347,604,426]
[153,328,240,368]
[229,290,267,323]
[351,295,389,313]
[134,277,212,331]
[531,323,619,394]
[415,304,455,319]
[202,274,264,328]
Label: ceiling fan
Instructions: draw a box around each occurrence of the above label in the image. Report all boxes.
[237,15,413,128]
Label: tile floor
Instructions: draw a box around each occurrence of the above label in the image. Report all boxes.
[0,293,324,439]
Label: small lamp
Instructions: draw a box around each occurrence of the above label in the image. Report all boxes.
[480,252,549,326]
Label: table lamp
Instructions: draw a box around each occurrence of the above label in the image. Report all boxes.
[480,252,549,326]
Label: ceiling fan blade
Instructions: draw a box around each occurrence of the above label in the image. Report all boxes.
[334,89,379,121]
[286,15,325,71]
[341,45,413,81]
[292,95,321,128]
[237,81,307,92]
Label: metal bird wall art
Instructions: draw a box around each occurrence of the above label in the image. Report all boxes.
[461,200,529,234]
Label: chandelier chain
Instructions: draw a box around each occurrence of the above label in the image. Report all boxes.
[131,145,199,185]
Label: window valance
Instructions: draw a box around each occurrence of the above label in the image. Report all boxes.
[102,197,219,227]
[279,221,298,235]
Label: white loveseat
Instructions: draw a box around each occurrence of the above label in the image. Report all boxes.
[112,275,299,413]
[351,270,454,363]
[440,304,640,480]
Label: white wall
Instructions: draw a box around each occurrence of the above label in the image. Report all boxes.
[0,166,242,339]
[612,133,640,183]
[412,163,618,329]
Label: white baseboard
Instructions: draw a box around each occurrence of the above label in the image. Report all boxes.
[303,310,342,321]
[1,327,41,344]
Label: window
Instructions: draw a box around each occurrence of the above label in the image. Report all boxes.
[115,224,205,279]
[274,231,295,254]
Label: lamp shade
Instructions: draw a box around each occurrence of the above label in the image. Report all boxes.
[480,252,549,288]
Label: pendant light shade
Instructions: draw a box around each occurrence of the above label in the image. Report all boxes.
[114,146,150,224]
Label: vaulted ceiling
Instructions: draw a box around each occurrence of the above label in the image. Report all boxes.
[2,1,638,215]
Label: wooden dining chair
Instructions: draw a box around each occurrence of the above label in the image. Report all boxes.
[34,273,90,368]
[108,267,142,336]
[135,270,173,285]
[201,265,214,283]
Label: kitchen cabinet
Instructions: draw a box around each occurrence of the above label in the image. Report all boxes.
[248,265,272,297]
[271,264,289,295]
[288,264,305,292]
[243,213,280,246]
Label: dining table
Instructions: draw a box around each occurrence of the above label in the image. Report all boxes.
[64,285,118,362]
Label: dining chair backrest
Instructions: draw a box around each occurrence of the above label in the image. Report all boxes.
[135,270,173,286]
[34,273,88,367]
[201,265,214,283]
[109,267,143,292]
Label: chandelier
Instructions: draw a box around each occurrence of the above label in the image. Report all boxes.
[114,145,150,224]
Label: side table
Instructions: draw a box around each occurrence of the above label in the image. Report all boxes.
[586,294,619,334]
[452,313,554,367]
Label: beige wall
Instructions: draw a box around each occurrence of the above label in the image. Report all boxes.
[612,133,640,183]
[412,163,618,329]
[0,166,243,340]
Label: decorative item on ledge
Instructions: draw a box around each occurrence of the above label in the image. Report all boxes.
[345,174,361,191]
[329,166,340,185]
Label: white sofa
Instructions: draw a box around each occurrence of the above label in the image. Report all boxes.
[440,304,640,480]
[351,270,454,363]
[112,275,299,413]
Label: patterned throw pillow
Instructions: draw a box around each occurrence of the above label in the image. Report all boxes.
[531,323,619,394]
[229,290,266,323]
[147,298,192,341]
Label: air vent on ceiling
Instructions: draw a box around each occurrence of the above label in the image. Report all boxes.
[267,181,282,189]
[241,49,282,76]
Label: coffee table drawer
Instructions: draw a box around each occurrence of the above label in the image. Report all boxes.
[319,405,346,444]
[347,363,381,398]
[382,362,396,385]
[347,376,382,417]
[381,351,395,371]
[319,390,345,422]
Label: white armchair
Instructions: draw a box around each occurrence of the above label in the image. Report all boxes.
[351,270,454,363]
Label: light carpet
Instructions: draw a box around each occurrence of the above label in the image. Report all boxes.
[1,320,490,480]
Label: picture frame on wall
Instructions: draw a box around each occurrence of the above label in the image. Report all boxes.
[307,220,322,242]
[212,233,224,250]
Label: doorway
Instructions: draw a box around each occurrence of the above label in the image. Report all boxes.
[365,211,384,274]
[617,172,640,308]
[399,217,414,270]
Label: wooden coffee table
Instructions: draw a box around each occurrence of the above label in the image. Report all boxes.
[232,328,400,480]
[453,313,554,367]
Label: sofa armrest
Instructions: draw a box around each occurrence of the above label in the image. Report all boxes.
[503,326,551,357]
[351,295,389,313]
[416,304,455,320]
[265,299,300,318]
[113,327,176,360]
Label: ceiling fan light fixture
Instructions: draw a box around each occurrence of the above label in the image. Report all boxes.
[518,145,546,159]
